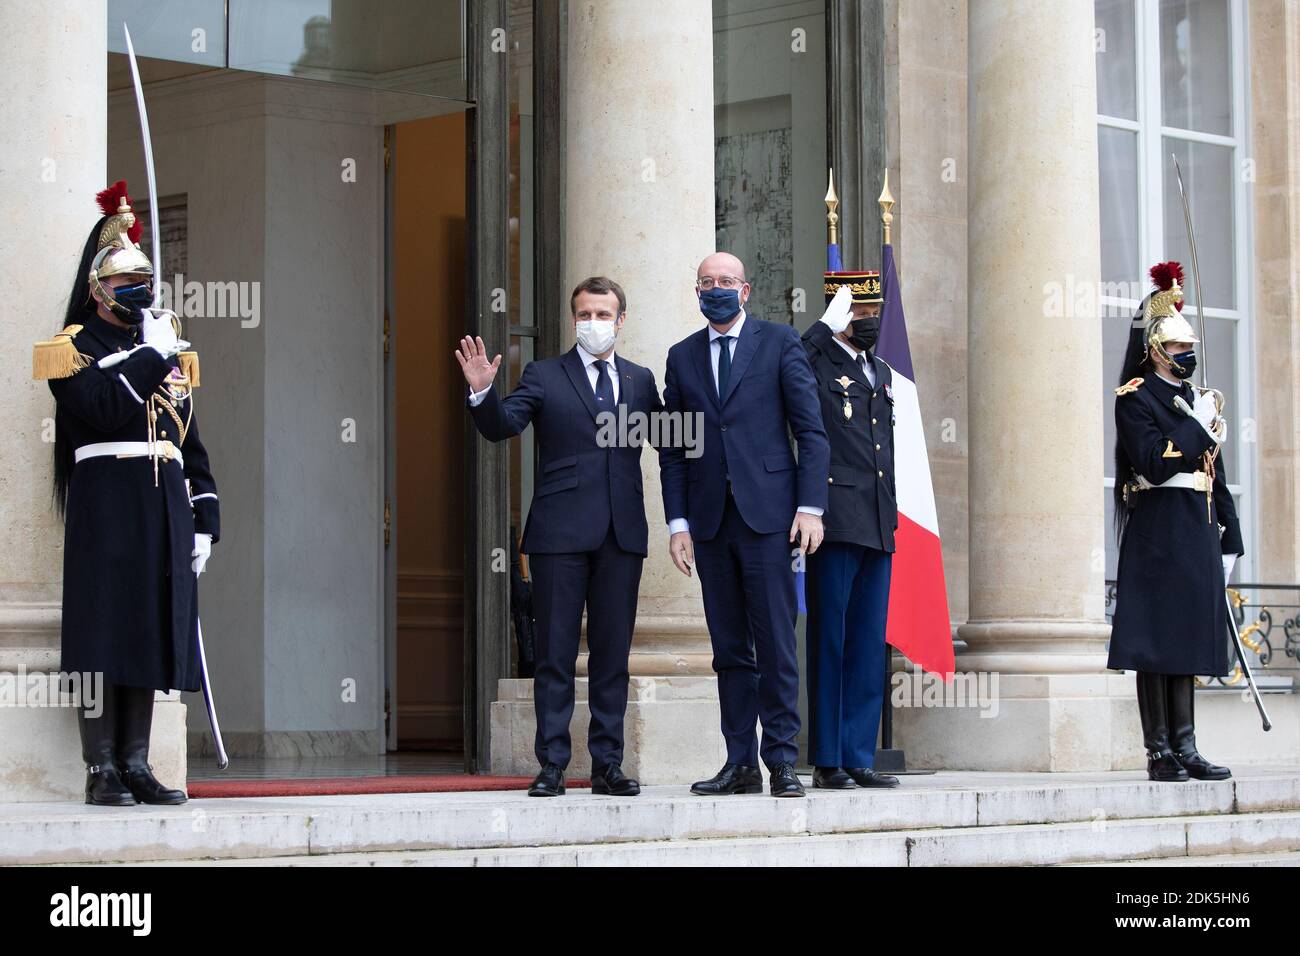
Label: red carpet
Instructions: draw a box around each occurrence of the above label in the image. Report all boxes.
[189,774,591,799]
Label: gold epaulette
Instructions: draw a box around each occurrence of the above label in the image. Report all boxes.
[1114,376,1144,397]
[178,350,200,388]
[32,324,92,380]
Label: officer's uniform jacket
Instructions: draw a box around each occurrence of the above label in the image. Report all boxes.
[800,320,898,553]
[1109,373,1242,676]
[45,314,219,692]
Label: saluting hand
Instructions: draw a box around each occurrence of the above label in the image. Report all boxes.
[454,335,503,393]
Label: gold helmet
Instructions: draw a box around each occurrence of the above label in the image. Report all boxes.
[1135,261,1197,375]
[87,181,153,315]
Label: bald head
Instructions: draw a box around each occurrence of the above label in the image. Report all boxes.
[697,252,746,282]
[695,252,750,329]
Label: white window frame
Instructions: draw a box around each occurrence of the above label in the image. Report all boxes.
[1098,0,1256,581]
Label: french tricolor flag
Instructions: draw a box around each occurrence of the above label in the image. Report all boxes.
[876,243,956,678]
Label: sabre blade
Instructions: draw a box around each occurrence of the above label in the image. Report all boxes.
[1225,591,1272,732]
[1171,153,1208,388]
[123,25,162,307]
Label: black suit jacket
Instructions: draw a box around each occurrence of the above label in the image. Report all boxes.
[468,347,663,556]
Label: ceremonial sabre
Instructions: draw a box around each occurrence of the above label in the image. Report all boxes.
[125,24,229,767]
[1170,153,1208,388]
[1171,151,1268,731]
[1224,592,1272,732]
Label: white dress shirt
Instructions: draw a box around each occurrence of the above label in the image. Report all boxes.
[833,336,877,388]
[668,308,822,535]
[468,344,618,406]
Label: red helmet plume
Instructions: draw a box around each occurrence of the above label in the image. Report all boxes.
[94,180,143,244]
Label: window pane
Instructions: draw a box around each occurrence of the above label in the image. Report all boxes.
[1095,0,1137,119]
[1163,136,1235,309]
[713,0,826,327]
[109,0,227,66]
[1098,126,1140,288]
[228,0,467,100]
[1160,0,1232,135]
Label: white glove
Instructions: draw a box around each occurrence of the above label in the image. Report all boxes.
[818,285,853,334]
[192,533,212,575]
[1190,389,1223,443]
[1222,553,1236,582]
[141,308,179,358]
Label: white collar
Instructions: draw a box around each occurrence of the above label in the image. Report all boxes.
[577,343,616,369]
[707,308,747,341]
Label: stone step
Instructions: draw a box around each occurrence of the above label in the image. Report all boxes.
[4,769,1299,866]
[1081,850,1300,867]
[107,810,1300,867]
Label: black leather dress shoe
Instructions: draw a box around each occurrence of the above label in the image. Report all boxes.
[768,762,805,798]
[844,767,900,789]
[690,763,763,795]
[120,764,187,805]
[812,766,854,789]
[528,763,566,797]
[1147,749,1189,782]
[591,764,641,796]
[1175,749,1231,781]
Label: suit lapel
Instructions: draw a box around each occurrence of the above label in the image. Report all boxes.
[693,329,720,410]
[614,354,635,408]
[562,347,602,422]
[721,314,761,405]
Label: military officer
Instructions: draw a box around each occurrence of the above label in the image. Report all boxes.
[35,181,219,805]
[1110,261,1240,782]
[799,271,900,790]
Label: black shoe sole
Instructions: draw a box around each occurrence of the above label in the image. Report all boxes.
[528,786,565,797]
[592,785,641,796]
[813,781,855,789]
[85,796,136,806]
[1147,773,1189,782]
[771,789,806,798]
[853,780,901,789]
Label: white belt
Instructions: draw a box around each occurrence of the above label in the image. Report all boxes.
[1135,471,1208,492]
[75,441,184,468]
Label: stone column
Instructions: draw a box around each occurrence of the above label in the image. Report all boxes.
[490,0,726,781]
[898,0,1122,771]
[0,2,184,800]
[564,0,715,677]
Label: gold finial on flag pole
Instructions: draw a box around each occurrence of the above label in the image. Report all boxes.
[878,168,895,246]
[825,168,839,246]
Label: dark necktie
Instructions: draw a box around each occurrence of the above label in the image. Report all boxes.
[717,335,732,399]
[594,359,614,407]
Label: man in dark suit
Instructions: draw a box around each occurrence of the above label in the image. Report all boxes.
[660,252,829,798]
[800,274,902,791]
[456,276,663,798]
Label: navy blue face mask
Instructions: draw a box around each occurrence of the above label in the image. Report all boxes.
[1169,349,1197,379]
[108,282,153,325]
[699,287,742,325]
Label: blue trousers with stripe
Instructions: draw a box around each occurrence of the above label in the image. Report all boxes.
[805,542,892,768]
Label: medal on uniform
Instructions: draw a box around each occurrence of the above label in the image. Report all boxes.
[836,376,853,420]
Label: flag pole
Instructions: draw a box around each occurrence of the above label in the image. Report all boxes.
[875,168,908,774]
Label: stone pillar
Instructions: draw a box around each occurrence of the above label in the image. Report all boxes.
[563,0,716,676]
[0,1,184,801]
[490,0,727,781]
[897,0,1125,771]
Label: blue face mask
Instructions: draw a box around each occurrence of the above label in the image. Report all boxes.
[109,281,153,325]
[1169,349,1197,379]
[699,287,742,325]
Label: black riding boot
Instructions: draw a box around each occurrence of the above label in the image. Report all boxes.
[1136,672,1187,781]
[77,682,134,805]
[1167,674,1231,780]
[116,685,187,805]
